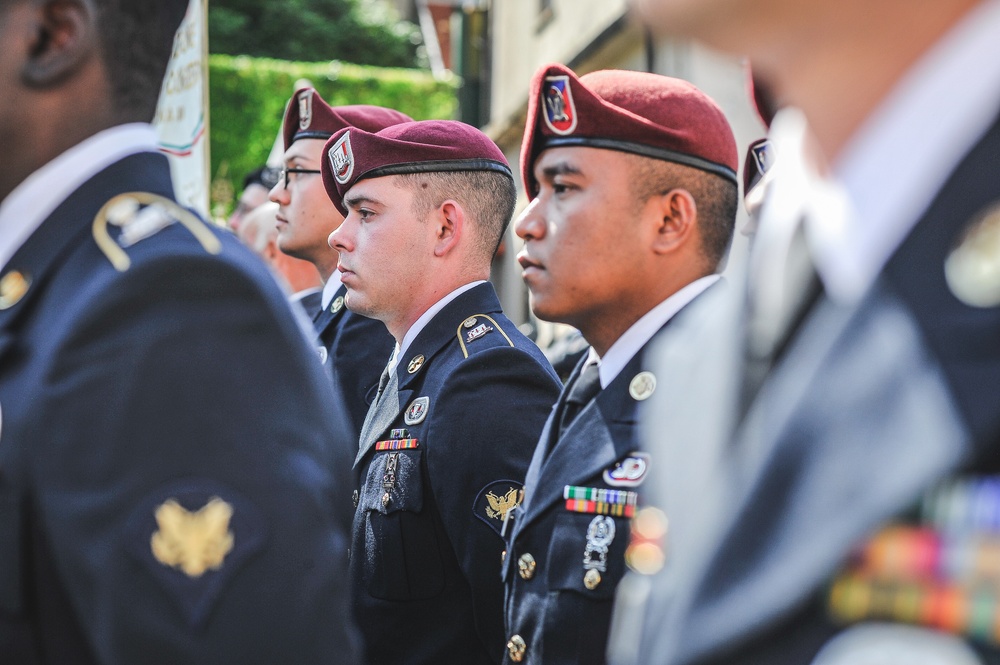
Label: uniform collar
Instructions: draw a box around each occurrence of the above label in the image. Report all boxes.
[389,279,487,374]
[321,269,343,309]
[587,274,719,388]
[0,124,159,272]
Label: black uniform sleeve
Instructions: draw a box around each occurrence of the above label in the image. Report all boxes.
[25,254,360,664]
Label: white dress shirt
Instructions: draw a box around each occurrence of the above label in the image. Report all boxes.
[321,269,343,309]
[0,124,160,271]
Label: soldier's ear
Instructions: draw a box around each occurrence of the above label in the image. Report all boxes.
[21,0,98,88]
[432,200,464,258]
[650,188,697,255]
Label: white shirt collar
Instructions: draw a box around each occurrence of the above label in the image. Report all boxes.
[587,274,720,388]
[388,280,487,374]
[799,0,1000,304]
[0,123,160,271]
[321,269,343,309]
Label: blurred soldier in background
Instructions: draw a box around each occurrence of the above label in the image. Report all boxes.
[227,165,278,233]
[502,63,737,665]
[0,1,360,662]
[269,88,410,436]
[239,201,322,314]
[611,0,1000,664]
[324,119,561,664]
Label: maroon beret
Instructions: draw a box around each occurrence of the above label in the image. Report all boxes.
[521,63,738,198]
[281,87,413,150]
[321,120,513,216]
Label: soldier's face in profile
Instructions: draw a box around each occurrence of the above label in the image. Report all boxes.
[269,138,340,265]
[515,146,654,331]
[330,175,435,323]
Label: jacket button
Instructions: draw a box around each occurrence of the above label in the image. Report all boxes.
[352,490,359,508]
[506,634,526,662]
[517,553,536,580]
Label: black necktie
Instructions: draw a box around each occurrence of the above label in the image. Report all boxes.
[558,362,602,437]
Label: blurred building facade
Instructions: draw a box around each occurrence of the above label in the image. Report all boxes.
[404,0,765,340]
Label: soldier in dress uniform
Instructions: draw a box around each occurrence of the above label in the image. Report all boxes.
[500,64,739,665]
[322,119,562,664]
[269,89,411,437]
[610,0,1000,664]
[0,1,360,663]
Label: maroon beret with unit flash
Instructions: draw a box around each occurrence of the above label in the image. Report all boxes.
[281,87,413,150]
[521,63,738,198]
[321,120,513,216]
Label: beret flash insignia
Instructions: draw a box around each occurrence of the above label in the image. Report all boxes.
[542,75,577,135]
[329,132,355,185]
[298,90,313,131]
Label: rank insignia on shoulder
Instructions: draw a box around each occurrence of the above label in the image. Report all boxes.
[603,453,651,488]
[93,192,221,272]
[126,481,266,627]
[151,497,234,578]
[475,480,524,536]
[404,396,429,425]
[375,438,419,451]
[466,322,494,343]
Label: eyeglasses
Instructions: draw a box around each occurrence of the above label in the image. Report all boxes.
[277,167,322,189]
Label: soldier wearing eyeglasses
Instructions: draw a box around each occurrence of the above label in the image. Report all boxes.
[269,89,411,438]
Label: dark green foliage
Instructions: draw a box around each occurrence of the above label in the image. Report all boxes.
[208,0,423,68]
[209,54,458,215]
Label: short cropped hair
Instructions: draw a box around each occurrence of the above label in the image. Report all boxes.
[94,0,190,122]
[395,171,517,263]
[627,154,738,270]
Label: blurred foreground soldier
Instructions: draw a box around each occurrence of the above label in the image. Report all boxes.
[227,165,278,233]
[239,201,323,314]
[324,120,562,664]
[612,0,1000,664]
[270,88,409,436]
[503,64,738,665]
[0,1,360,662]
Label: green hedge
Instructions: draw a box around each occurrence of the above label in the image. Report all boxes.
[209,54,458,216]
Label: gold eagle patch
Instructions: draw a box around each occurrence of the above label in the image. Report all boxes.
[151,497,235,578]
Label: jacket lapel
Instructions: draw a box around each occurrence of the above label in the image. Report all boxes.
[313,283,347,336]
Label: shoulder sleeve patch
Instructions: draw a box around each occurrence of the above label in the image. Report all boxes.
[474,480,524,537]
[93,192,221,272]
[456,314,515,358]
[125,479,266,627]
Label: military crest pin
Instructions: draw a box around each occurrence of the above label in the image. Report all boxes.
[404,396,429,425]
[329,131,355,185]
[407,354,425,374]
[463,316,478,328]
[629,371,657,401]
[331,295,345,313]
[944,202,1000,308]
[316,346,329,364]
[603,453,651,488]
[542,75,578,135]
[298,90,313,131]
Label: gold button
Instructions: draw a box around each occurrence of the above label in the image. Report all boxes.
[517,553,536,580]
[0,271,30,310]
[506,634,526,663]
[584,569,602,590]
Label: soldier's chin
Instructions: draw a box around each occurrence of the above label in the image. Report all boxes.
[343,291,378,319]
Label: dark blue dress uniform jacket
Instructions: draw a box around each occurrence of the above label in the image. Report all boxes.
[314,282,395,439]
[0,152,360,665]
[350,282,561,665]
[621,114,1000,665]
[502,321,679,665]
